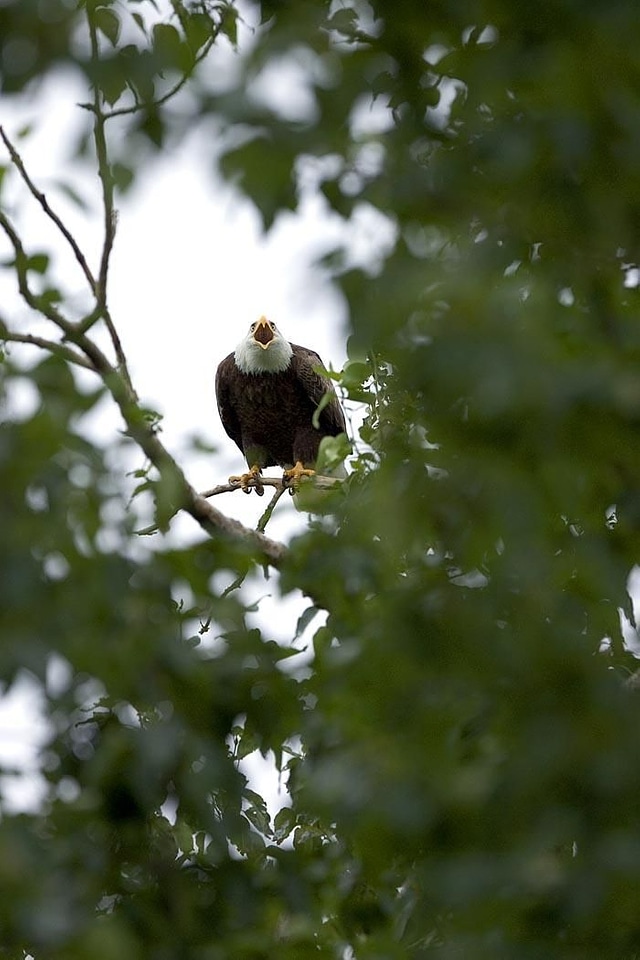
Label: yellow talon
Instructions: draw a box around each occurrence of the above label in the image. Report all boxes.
[229,464,264,495]
[283,461,315,493]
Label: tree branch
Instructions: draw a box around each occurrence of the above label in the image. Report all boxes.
[0,125,98,296]
[0,122,131,395]
[201,477,286,498]
[200,475,342,498]
[257,484,289,532]
[88,12,115,308]
[84,6,134,394]
[138,479,292,537]
[188,490,287,564]
[0,325,95,371]
[0,208,78,336]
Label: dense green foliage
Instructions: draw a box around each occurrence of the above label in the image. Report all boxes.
[2,0,640,956]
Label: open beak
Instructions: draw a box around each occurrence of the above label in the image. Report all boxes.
[253,316,274,350]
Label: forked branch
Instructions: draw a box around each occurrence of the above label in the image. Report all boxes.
[0,323,94,371]
[0,207,79,337]
[0,125,97,295]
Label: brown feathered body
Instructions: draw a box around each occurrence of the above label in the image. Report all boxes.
[216,343,346,471]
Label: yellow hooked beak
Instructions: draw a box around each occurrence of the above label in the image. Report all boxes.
[253,316,275,350]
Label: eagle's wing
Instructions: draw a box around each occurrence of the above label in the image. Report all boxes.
[215,353,245,454]
[290,344,347,436]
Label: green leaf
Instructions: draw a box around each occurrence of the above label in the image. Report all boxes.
[244,801,272,838]
[184,12,213,53]
[312,391,332,429]
[119,43,155,102]
[315,433,350,475]
[312,625,334,657]
[54,180,90,211]
[40,287,63,307]
[219,134,296,231]
[218,5,238,48]
[236,724,260,760]
[26,253,50,275]
[131,12,147,35]
[174,819,195,856]
[294,605,320,640]
[273,806,296,843]
[153,23,192,72]
[94,6,121,46]
[340,360,372,389]
[235,817,266,856]
[137,108,164,148]
[320,178,355,218]
[95,63,128,106]
[111,162,134,193]
[324,8,358,39]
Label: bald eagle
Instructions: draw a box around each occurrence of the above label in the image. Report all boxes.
[215,317,346,492]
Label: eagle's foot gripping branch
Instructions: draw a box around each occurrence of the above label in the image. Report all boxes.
[229,464,265,495]
[283,461,315,494]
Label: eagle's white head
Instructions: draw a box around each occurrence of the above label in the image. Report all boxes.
[234,316,293,374]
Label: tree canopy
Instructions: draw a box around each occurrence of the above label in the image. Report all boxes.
[2,1,640,957]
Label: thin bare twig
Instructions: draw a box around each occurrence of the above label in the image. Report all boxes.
[200,475,342,498]
[221,571,249,598]
[0,125,98,295]
[257,484,289,532]
[0,119,134,398]
[0,122,128,390]
[88,13,115,306]
[84,6,135,394]
[0,208,77,336]
[0,328,94,370]
[201,477,286,498]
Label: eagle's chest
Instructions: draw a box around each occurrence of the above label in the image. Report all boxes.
[232,370,313,444]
